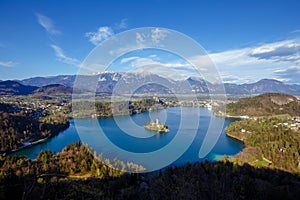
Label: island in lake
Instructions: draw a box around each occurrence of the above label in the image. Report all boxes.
[144,119,169,133]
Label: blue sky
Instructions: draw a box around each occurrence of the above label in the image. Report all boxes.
[1,0,300,84]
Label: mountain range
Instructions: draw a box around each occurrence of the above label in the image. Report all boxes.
[0,72,299,96]
[0,81,72,96]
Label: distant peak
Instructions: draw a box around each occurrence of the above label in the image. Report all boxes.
[188,77,205,81]
[0,80,23,86]
[257,79,283,84]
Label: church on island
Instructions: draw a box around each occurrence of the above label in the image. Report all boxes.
[144,119,169,133]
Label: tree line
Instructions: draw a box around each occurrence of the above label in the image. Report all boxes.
[72,98,163,118]
[0,142,299,199]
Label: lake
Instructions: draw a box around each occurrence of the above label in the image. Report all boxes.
[12,107,243,171]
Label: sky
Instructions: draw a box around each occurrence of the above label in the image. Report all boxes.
[0,0,300,84]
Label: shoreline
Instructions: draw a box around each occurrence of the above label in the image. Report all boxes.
[225,115,250,119]
[5,122,70,157]
[225,131,245,143]
[10,137,50,154]
[6,107,244,162]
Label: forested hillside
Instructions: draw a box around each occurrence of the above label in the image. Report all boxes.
[0,142,299,199]
[0,101,69,154]
[226,116,300,173]
[227,93,300,116]
[72,98,166,118]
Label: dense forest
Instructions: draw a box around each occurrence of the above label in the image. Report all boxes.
[0,102,69,154]
[226,93,300,116]
[0,142,299,199]
[225,93,300,173]
[226,116,300,173]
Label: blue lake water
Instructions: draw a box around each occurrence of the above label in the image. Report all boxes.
[11,107,243,170]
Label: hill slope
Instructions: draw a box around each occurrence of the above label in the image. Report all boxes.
[0,81,73,97]
[33,84,73,95]
[227,93,300,116]
[20,75,76,87]
[0,80,38,96]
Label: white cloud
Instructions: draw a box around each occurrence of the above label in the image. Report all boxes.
[35,13,61,35]
[136,32,146,44]
[0,60,18,67]
[83,25,300,84]
[210,39,300,67]
[130,57,159,68]
[110,38,300,84]
[129,57,189,70]
[149,54,157,58]
[51,44,80,67]
[249,40,300,62]
[220,73,252,84]
[118,56,196,80]
[210,48,272,67]
[273,66,300,84]
[85,19,129,45]
[204,39,300,84]
[115,18,128,29]
[85,26,114,46]
[135,28,169,45]
[151,28,169,43]
[120,56,140,64]
[291,29,300,34]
